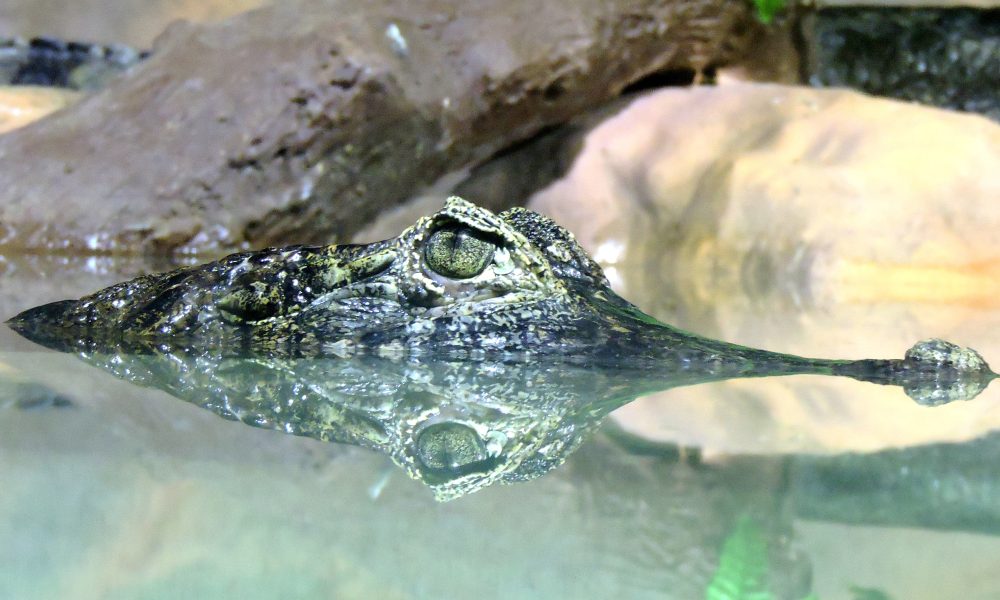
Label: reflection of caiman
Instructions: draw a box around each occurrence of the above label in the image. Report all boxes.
[15,351,662,501]
[4,347,989,503]
[8,197,997,405]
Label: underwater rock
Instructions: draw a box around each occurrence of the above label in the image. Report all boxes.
[0,0,762,254]
[0,360,73,409]
[792,429,1000,535]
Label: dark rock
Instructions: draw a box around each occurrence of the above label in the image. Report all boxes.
[453,103,621,214]
[806,7,1000,120]
[0,37,145,90]
[0,0,765,255]
[792,430,1000,535]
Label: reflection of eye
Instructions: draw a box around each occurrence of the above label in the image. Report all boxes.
[423,226,496,279]
[217,282,281,323]
[416,422,489,476]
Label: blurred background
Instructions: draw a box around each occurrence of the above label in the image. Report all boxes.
[0,1,998,598]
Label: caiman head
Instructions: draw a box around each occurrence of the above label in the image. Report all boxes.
[9,196,664,361]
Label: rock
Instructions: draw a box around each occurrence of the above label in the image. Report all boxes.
[806,6,1000,121]
[528,82,1000,454]
[531,83,1000,332]
[0,0,264,47]
[817,1,1000,7]
[0,85,79,133]
[0,0,765,255]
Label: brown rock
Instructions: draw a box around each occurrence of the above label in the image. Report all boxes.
[0,0,265,47]
[0,0,763,255]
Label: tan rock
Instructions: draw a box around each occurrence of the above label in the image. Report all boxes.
[530,83,1000,454]
[0,86,79,134]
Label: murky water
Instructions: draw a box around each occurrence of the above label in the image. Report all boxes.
[2,255,999,600]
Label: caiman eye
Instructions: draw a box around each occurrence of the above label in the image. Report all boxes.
[423,226,496,279]
[217,282,281,323]
[416,422,489,475]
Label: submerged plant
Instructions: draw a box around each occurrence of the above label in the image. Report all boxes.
[849,586,892,600]
[706,516,773,600]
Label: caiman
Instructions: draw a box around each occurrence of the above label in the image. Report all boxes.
[7,197,996,406]
[6,197,998,499]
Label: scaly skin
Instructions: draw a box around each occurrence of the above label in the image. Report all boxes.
[8,197,997,400]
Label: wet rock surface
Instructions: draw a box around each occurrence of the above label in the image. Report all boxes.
[0,0,763,255]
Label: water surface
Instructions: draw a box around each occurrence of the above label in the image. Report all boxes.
[2,255,998,600]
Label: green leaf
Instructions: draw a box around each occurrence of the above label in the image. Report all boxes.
[705,516,774,600]
[753,0,787,25]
